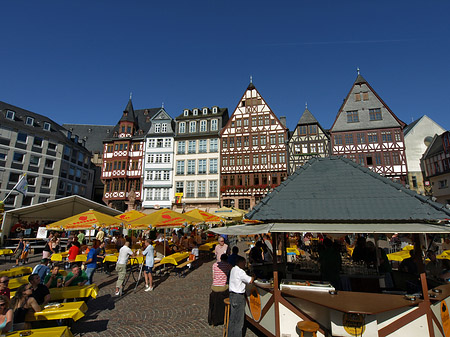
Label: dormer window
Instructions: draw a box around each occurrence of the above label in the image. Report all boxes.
[26,117,34,126]
[155,124,161,133]
[193,109,198,116]
[67,131,72,139]
[43,122,51,131]
[162,123,167,132]
[74,135,79,143]
[212,107,218,114]
[6,110,15,120]
[183,109,189,116]
[203,108,208,115]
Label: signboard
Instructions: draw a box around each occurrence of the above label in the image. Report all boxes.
[248,286,262,322]
[175,193,183,204]
[441,301,450,337]
[85,230,96,237]
[331,311,377,337]
[36,227,48,239]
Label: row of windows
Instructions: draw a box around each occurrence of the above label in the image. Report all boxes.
[61,166,89,181]
[294,142,325,155]
[12,152,55,169]
[183,107,219,116]
[297,125,318,136]
[5,110,52,131]
[178,119,218,134]
[153,123,169,133]
[346,108,382,123]
[104,160,140,171]
[222,153,285,166]
[148,138,172,148]
[147,153,171,164]
[3,195,49,207]
[334,131,401,145]
[145,170,171,181]
[9,172,52,188]
[145,188,171,201]
[175,180,218,198]
[59,180,86,194]
[177,139,218,154]
[346,152,402,166]
[176,159,218,175]
[222,173,285,187]
[106,142,141,153]
[104,179,141,192]
[223,133,285,148]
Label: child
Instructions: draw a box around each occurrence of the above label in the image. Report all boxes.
[21,242,31,265]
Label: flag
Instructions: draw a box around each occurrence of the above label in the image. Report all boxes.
[13,173,28,196]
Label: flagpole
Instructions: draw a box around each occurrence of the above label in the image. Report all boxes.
[2,173,28,203]
[1,189,15,203]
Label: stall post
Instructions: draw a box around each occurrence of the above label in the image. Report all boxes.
[272,232,281,337]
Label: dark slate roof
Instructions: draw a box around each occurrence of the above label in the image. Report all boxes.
[423,134,444,159]
[175,107,228,120]
[120,99,136,123]
[354,73,367,85]
[297,108,319,125]
[247,82,256,90]
[247,156,450,222]
[62,124,114,154]
[403,116,423,136]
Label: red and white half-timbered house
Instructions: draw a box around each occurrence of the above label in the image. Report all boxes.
[102,99,160,210]
[220,82,288,210]
[330,72,408,183]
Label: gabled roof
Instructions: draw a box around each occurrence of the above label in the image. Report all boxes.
[422,133,444,159]
[247,156,450,223]
[403,117,422,135]
[297,108,318,125]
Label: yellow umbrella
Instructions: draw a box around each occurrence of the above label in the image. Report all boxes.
[127,209,200,229]
[115,210,146,223]
[46,210,122,231]
[213,207,246,220]
[185,209,225,224]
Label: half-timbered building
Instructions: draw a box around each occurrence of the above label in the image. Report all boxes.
[172,106,228,212]
[287,106,330,174]
[330,72,408,183]
[101,99,161,211]
[142,108,175,210]
[220,82,288,210]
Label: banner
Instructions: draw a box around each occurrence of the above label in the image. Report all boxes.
[13,173,28,196]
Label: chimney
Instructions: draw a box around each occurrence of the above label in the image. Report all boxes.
[280,116,287,127]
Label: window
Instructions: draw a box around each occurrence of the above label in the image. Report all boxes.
[13,152,24,162]
[42,177,51,187]
[183,109,189,116]
[25,117,34,126]
[163,188,170,200]
[252,136,258,146]
[198,159,207,174]
[318,143,324,153]
[197,181,206,197]
[229,156,235,166]
[363,92,369,100]
[236,137,241,148]
[368,132,378,143]
[146,171,152,180]
[439,180,448,189]
[193,109,198,116]
[33,136,43,147]
[186,181,195,198]
[222,156,228,167]
[17,132,27,143]
[179,122,186,133]
[299,126,307,136]
[164,139,172,147]
[392,152,401,165]
[238,199,250,210]
[43,122,51,131]
[358,154,365,166]
[163,171,170,180]
[384,153,391,165]
[0,152,6,160]
[29,155,40,166]
[394,131,402,142]
[210,139,218,152]
[355,93,361,101]
[253,154,259,165]
[176,161,185,175]
[212,107,218,114]
[200,120,207,132]
[356,133,365,144]
[334,135,343,145]
[211,119,218,131]
[345,134,353,145]
[209,158,218,173]
[48,143,57,151]
[270,134,276,145]
[164,154,171,163]
[154,171,162,180]
[261,154,267,164]
[243,136,249,147]
[45,159,54,169]
[310,143,317,153]
[244,155,250,165]
[279,153,285,163]
[162,123,167,133]
[309,125,317,135]
[199,139,207,153]
[154,124,161,133]
[375,153,382,165]
[271,153,277,164]
[347,111,359,123]
[209,180,218,197]
[189,121,196,133]
[188,140,196,153]
[369,108,382,121]
[6,110,14,120]
[154,189,161,200]
[203,108,208,115]
[176,181,184,194]
[187,160,196,174]
[260,135,266,146]
[236,155,242,166]
[229,138,234,148]
[177,141,185,154]
[252,117,257,127]
[278,133,284,144]
[156,138,163,147]
[381,132,392,142]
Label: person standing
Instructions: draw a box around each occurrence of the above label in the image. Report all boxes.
[77,231,86,245]
[96,229,105,242]
[214,237,229,262]
[228,256,254,337]
[142,239,154,291]
[208,254,232,326]
[115,241,134,296]
[13,238,25,267]
[84,240,99,285]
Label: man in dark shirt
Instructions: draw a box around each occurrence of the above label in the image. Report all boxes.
[29,273,50,306]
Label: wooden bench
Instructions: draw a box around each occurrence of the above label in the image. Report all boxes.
[173,259,199,277]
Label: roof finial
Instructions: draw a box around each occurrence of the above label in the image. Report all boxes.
[305,102,308,109]
[357,67,360,75]
[129,92,133,100]
[162,102,164,108]
[250,75,253,84]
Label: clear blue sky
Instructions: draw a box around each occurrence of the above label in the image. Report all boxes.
[2,1,450,132]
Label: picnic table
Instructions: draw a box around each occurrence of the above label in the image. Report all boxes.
[103,253,144,265]
[0,266,32,278]
[8,275,29,289]
[105,248,118,254]
[160,252,189,266]
[0,249,13,255]
[10,284,99,300]
[26,301,88,322]
[387,250,411,262]
[51,251,69,262]
[199,241,217,251]
[6,326,74,337]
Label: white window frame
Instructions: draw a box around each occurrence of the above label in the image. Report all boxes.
[200,120,207,132]
[183,109,189,116]
[155,124,161,133]
[162,123,167,132]
[193,108,198,116]
[179,122,186,133]
[26,117,34,126]
[189,121,196,133]
[203,108,208,115]
[211,119,218,131]
[6,110,15,120]
[43,122,51,131]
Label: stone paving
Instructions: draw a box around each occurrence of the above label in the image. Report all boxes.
[1,248,260,337]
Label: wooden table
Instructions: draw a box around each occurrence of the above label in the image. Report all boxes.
[8,275,29,289]
[51,251,69,261]
[103,254,144,265]
[199,241,217,251]
[0,266,32,278]
[49,284,99,301]
[26,301,88,322]
[105,248,118,254]
[387,250,411,262]
[0,249,13,255]
[160,252,189,266]
[6,326,74,337]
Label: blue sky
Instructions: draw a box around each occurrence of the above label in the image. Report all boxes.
[2,1,450,131]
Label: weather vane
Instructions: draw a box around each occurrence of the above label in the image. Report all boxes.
[250,75,253,84]
[357,67,360,75]
[129,92,133,100]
